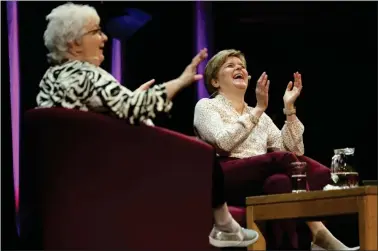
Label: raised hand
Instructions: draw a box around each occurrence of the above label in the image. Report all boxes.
[255,72,270,111]
[135,79,155,92]
[177,48,208,88]
[283,72,303,107]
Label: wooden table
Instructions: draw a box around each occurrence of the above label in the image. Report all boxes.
[246,186,377,250]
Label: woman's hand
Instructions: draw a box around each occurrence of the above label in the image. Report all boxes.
[163,48,208,100]
[255,72,270,112]
[176,48,208,88]
[283,72,303,108]
[136,47,207,94]
[135,79,155,92]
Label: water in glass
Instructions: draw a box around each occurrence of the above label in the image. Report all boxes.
[291,162,307,193]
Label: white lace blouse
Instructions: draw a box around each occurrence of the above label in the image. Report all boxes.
[193,94,305,158]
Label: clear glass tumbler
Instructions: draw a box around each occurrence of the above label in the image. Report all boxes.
[291,162,308,193]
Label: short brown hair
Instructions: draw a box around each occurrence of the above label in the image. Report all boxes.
[204,49,247,95]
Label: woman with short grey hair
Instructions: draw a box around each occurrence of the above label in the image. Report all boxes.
[37,2,207,125]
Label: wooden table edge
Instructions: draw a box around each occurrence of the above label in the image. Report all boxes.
[246,186,377,206]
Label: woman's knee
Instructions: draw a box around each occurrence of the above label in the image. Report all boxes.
[308,168,331,191]
[263,173,292,194]
[267,151,300,174]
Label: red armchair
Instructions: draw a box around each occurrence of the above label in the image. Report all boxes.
[20,108,215,250]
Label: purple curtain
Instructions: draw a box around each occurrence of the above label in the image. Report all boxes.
[7,1,20,207]
[195,1,212,99]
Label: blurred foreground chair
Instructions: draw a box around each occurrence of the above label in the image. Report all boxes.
[20,108,215,250]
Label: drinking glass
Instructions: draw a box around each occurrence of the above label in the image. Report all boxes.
[291,162,307,193]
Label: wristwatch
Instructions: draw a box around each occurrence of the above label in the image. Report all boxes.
[249,113,260,124]
[283,107,296,116]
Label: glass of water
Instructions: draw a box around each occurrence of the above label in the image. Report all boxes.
[291,162,307,193]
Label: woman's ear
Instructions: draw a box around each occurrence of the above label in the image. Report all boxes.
[211,79,220,88]
[67,40,82,55]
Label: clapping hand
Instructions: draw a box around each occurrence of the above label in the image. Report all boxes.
[283,72,303,107]
[255,72,270,111]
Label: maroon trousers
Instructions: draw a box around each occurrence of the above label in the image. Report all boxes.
[219,151,331,249]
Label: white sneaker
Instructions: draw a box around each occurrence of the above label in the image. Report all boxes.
[348,247,360,251]
[209,226,259,247]
[311,242,360,251]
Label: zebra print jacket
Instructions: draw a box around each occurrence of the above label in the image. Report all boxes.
[36,60,172,125]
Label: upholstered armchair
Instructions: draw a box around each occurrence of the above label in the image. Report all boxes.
[20,108,215,250]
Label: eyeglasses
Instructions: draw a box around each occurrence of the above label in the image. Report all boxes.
[82,28,104,36]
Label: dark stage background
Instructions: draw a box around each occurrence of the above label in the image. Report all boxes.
[1,1,377,248]
[11,1,377,177]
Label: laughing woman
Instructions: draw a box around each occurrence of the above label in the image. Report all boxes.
[194,49,359,251]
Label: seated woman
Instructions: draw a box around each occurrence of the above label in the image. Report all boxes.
[194,49,358,250]
[36,3,258,248]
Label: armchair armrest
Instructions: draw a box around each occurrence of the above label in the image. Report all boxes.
[20,108,215,250]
